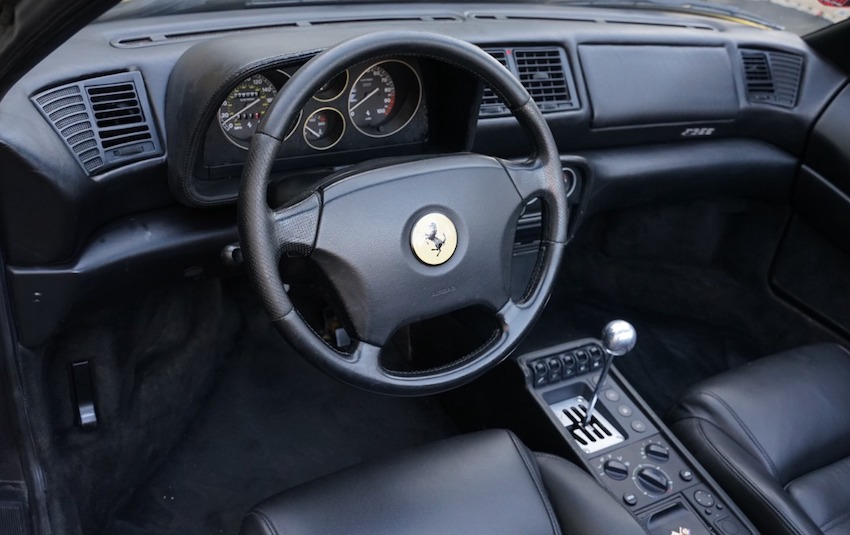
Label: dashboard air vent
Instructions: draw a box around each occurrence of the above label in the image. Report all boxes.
[480,50,510,116]
[741,49,803,108]
[480,46,579,118]
[32,72,162,176]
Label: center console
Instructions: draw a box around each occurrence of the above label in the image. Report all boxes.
[517,333,757,535]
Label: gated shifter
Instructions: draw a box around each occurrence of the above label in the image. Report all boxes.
[583,320,637,427]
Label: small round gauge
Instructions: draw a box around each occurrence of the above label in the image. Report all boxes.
[314,70,349,102]
[347,60,422,138]
[303,108,345,150]
[219,74,276,144]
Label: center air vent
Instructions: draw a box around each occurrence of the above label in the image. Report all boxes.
[741,49,804,108]
[480,47,579,118]
[32,72,162,176]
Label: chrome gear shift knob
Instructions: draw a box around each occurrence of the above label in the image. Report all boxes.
[601,320,637,357]
[583,320,637,427]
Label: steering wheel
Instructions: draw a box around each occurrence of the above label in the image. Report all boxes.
[238,31,567,396]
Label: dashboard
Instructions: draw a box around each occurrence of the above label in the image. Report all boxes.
[0,3,847,347]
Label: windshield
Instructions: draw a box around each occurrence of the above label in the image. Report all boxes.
[100,0,850,34]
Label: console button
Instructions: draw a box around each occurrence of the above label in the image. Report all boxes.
[645,443,670,463]
[575,350,590,374]
[589,346,604,370]
[623,493,638,506]
[679,469,694,482]
[618,405,633,417]
[546,357,563,382]
[631,420,647,433]
[694,490,715,507]
[561,353,576,378]
[603,460,629,481]
[716,517,741,534]
[531,360,548,388]
[604,389,620,402]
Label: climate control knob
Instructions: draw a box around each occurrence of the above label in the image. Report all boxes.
[645,443,670,463]
[636,466,671,495]
[603,460,629,481]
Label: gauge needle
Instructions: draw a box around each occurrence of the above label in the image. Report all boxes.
[222,98,261,125]
[350,88,380,112]
[304,125,321,138]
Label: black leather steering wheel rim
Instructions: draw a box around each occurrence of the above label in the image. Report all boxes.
[238,31,568,396]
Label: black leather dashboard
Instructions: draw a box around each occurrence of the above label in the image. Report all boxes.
[0,2,847,346]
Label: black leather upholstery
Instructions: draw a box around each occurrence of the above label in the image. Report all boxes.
[239,429,646,535]
[669,343,850,535]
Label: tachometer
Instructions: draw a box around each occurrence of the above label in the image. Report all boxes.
[347,60,421,138]
[219,74,276,146]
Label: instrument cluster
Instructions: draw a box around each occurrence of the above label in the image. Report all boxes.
[214,58,423,154]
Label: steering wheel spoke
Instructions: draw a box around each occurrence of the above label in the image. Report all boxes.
[271,192,322,257]
[500,158,550,204]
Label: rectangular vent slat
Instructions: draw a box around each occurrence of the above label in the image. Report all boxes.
[479,46,578,117]
[480,49,511,117]
[741,48,803,108]
[32,71,162,176]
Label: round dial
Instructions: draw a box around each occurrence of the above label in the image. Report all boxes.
[219,74,276,143]
[303,108,345,150]
[347,60,421,138]
[348,64,396,130]
[314,70,349,102]
[633,465,672,496]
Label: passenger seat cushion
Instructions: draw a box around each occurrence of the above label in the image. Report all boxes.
[669,343,850,535]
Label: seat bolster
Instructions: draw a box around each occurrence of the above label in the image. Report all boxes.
[786,456,850,534]
[671,417,822,535]
[535,453,648,534]
[669,343,850,484]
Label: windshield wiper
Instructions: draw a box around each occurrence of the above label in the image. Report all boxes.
[554,0,783,29]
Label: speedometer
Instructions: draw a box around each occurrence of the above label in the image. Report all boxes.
[348,65,396,131]
[347,60,421,138]
[219,74,276,145]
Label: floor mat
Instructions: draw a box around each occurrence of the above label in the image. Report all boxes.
[105,316,457,535]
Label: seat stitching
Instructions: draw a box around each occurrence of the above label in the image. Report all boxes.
[246,510,281,535]
[699,390,780,479]
[821,508,850,532]
[505,430,562,535]
[692,418,807,535]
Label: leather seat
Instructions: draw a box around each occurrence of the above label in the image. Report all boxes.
[669,343,850,535]
[239,429,647,535]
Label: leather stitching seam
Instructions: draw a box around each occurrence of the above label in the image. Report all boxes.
[246,510,281,535]
[822,509,850,533]
[505,431,562,535]
[699,390,780,479]
[692,419,807,535]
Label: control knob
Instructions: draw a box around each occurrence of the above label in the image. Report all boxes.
[644,443,670,463]
[603,460,629,481]
[636,466,671,495]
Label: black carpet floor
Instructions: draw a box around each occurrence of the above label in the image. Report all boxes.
[105,315,457,535]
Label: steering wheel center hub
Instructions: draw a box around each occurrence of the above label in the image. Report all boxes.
[410,212,458,265]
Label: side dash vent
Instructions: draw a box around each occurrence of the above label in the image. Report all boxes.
[480,49,510,117]
[32,72,162,176]
[480,46,579,118]
[741,49,803,108]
